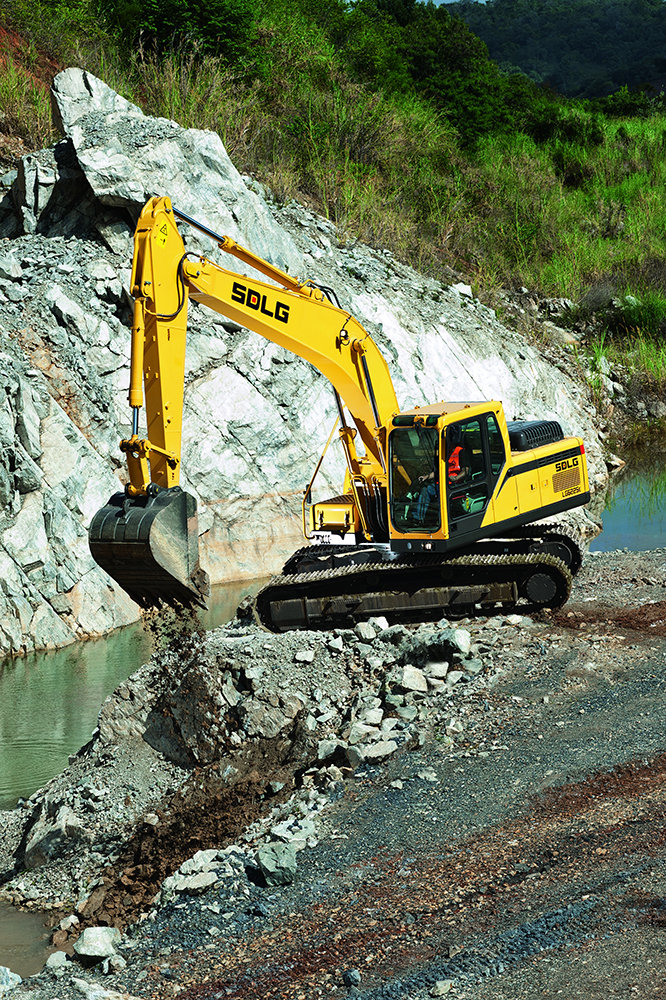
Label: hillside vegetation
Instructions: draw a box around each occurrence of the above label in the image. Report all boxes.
[2,0,666,368]
[446,0,666,100]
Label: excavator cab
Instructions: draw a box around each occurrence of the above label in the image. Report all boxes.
[388,407,512,548]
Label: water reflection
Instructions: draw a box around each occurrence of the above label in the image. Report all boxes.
[590,457,666,552]
[0,578,265,810]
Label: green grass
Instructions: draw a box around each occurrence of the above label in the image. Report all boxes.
[585,326,666,397]
[2,0,666,343]
[0,41,56,148]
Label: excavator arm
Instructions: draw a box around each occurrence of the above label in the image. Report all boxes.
[127,197,398,489]
[89,196,400,608]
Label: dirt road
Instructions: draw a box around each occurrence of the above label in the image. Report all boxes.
[7,548,666,999]
[150,550,666,1000]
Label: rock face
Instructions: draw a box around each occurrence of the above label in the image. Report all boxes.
[0,67,604,655]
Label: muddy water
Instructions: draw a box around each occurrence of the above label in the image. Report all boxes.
[0,903,55,979]
[0,578,264,812]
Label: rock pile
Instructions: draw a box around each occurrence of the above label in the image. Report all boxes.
[0,598,576,998]
[0,67,603,655]
[0,609,530,921]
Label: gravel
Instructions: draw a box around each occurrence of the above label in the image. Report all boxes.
[4,548,666,998]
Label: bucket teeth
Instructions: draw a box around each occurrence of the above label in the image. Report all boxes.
[88,486,210,610]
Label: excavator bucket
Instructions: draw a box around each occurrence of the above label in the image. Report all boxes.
[88,487,210,610]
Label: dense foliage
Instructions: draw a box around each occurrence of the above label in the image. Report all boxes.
[102,0,256,60]
[445,0,666,100]
[2,0,666,350]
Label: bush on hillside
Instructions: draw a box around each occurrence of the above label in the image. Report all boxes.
[102,0,256,60]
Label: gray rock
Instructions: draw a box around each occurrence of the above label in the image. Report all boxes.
[179,849,221,875]
[271,817,317,851]
[342,744,365,768]
[348,720,380,745]
[430,982,454,997]
[317,738,339,760]
[45,950,69,969]
[363,739,398,761]
[367,615,389,631]
[24,804,90,868]
[46,283,89,336]
[0,254,21,281]
[354,621,377,642]
[101,954,127,975]
[396,704,418,722]
[171,871,218,896]
[73,925,121,960]
[396,664,428,693]
[359,706,383,725]
[542,320,577,346]
[257,842,297,885]
[342,969,361,987]
[425,660,449,678]
[0,966,21,990]
[52,69,303,275]
[377,624,410,645]
[451,629,472,655]
[70,978,129,999]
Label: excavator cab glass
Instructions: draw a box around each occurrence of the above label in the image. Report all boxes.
[446,414,506,525]
[389,426,440,532]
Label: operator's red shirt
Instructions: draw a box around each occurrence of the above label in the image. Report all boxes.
[448,445,463,481]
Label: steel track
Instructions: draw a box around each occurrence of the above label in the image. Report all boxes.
[255,550,572,631]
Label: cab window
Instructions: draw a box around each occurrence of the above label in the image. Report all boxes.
[487,413,505,477]
[446,414,505,523]
[389,426,440,532]
[446,418,488,520]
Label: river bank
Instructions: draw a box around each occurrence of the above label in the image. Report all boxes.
[2,545,666,997]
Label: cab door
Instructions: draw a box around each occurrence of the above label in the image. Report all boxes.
[446,413,506,539]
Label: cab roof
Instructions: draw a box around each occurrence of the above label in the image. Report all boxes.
[396,401,501,418]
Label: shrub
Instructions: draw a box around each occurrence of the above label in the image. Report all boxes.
[102,0,256,60]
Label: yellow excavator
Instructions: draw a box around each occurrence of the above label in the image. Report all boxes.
[89,196,590,629]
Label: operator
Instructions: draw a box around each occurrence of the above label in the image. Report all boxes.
[447,426,471,485]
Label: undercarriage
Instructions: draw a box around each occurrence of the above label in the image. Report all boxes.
[252,525,583,631]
